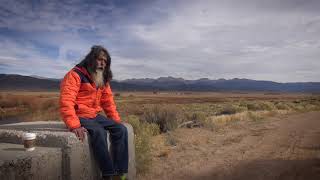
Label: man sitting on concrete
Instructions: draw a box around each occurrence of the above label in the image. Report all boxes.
[59,45,128,180]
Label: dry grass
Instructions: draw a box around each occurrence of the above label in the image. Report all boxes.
[141,104,181,133]
[126,115,159,174]
[208,110,291,126]
[0,92,60,121]
[1,91,320,174]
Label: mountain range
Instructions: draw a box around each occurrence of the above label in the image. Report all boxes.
[1,74,320,92]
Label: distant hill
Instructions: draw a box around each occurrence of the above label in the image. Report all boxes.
[118,76,320,92]
[1,74,320,92]
[0,74,60,91]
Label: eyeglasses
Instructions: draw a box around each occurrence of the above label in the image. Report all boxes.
[97,58,107,62]
[97,58,107,63]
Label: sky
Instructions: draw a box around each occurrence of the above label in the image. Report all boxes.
[0,0,319,82]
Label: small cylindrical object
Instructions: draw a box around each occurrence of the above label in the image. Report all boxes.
[22,132,36,151]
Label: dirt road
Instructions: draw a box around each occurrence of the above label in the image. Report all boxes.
[140,111,320,180]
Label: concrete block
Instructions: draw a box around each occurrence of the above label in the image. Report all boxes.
[0,143,62,180]
[0,121,136,180]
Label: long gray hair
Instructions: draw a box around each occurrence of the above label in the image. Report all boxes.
[77,45,113,83]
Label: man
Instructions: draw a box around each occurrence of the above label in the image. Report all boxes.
[59,45,128,180]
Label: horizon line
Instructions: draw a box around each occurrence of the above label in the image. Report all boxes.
[1,73,320,84]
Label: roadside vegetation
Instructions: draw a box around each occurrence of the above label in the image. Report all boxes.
[0,92,60,121]
[1,91,320,174]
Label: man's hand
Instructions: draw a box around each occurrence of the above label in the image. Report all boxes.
[71,127,88,142]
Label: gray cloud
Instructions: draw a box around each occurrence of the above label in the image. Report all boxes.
[0,0,319,82]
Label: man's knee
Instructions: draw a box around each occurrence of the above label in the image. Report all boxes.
[90,127,107,139]
[119,123,128,135]
[111,123,127,139]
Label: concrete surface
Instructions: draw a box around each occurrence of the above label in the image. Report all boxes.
[0,121,136,180]
[0,143,62,180]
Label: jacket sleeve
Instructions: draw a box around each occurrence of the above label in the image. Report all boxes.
[100,83,121,123]
[59,71,81,130]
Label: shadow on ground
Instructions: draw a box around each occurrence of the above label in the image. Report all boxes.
[189,159,320,180]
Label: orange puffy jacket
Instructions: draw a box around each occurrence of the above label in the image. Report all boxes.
[59,66,121,130]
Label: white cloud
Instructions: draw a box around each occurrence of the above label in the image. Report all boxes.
[0,38,75,78]
[0,0,319,82]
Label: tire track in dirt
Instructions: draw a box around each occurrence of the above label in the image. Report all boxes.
[141,111,320,180]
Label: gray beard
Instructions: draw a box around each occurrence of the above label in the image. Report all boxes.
[91,69,105,88]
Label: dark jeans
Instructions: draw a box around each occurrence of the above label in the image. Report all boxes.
[79,114,128,176]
